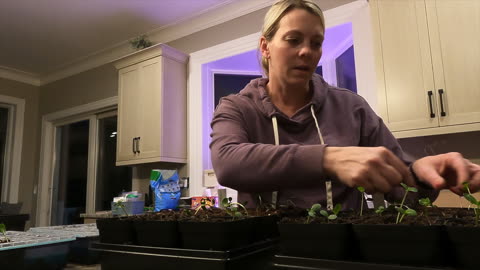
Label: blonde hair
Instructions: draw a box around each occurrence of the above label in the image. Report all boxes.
[260,0,325,77]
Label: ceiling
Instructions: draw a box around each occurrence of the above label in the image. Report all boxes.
[0,0,274,85]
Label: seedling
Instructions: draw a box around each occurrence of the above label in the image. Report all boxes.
[375,206,385,215]
[419,197,434,225]
[113,201,129,216]
[0,223,10,243]
[319,203,342,223]
[463,182,480,226]
[395,183,418,224]
[306,203,322,224]
[256,195,276,216]
[357,186,366,216]
[221,197,248,220]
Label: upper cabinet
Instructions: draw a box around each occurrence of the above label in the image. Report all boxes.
[371,0,480,136]
[114,44,188,166]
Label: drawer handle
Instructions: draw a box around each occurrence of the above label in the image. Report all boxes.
[427,91,435,118]
[136,137,141,153]
[438,89,446,117]
[132,138,136,154]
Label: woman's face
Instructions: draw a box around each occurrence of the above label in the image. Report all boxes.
[261,8,324,87]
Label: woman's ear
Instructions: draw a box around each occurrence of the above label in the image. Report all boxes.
[259,36,270,59]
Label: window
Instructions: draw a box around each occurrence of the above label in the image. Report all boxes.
[46,107,132,225]
[317,45,357,93]
[335,46,357,93]
[0,96,24,204]
[95,114,132,212]
[51,120,89,225]
[0,107,8,199]
[214,73,262,108]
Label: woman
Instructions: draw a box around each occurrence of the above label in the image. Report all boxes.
[210,0,480,209]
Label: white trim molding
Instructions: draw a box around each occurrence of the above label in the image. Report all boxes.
[187,0,372,197]
[0,95,25,203]
[0,66,41,86]
[36,96,117,226]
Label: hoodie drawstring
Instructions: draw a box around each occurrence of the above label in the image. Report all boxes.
[271,104,334,210]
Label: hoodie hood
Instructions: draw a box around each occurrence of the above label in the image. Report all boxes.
[237,73,330,124]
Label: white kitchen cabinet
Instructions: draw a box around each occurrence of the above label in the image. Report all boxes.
[371,0,480,136]
[114,44,188,166]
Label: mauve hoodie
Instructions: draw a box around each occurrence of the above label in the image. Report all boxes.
[210,74,437,209]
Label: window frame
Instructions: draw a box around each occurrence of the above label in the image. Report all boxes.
[36,97,117,226]
[318,34,354,87]
[0,95,25,204]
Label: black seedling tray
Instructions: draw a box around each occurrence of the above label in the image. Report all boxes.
[0,242,70,270]
[0,214,29,231]
[68,236,100,265]
[272,255,455,270]
[91,239,276,270]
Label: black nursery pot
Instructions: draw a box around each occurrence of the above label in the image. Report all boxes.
[446,225,480,270]
[96,217,136,245]
[278,223,352,260]
[179,217,254,250]
[253,215,279,242]
[0,214,29,231]
[134,220,180,248]
[353,224,447,267]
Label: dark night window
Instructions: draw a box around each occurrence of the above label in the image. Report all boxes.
[214,73,262,108]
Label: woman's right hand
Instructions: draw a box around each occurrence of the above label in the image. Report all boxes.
[322,146,416,194]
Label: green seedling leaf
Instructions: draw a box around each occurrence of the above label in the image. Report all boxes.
[375,206,385,215]
[405,209,417,216]
[332,204,342,216]
[407,187,418,193]
[400,183,408,190]
[308,204,322,217]
[463,182,471,193]
[395,206,405,214]
[319,210,329,217]
[221,197,230,208]
[419,198,431,207]
[234,212,243,217]
[328,214,338,220]
[0,224,5,234]
[464,193,479,205]
[311,203,322,212]
[357,186,365,193]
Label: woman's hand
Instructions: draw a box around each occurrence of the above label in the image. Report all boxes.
[412,153,480,195]
[323,146,416,194]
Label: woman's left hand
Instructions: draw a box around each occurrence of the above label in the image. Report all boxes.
[412,152,480,195]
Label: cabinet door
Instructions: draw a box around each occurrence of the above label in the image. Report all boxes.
[136,57,163,159]
[117,65,141,162]
[373,0,438,131]
[426,0,480,126]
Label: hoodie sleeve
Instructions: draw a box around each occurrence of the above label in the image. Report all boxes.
[210,97,326,192]
[358,99,439,204]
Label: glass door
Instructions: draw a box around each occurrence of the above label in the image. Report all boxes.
[51,120,89,225]
[95,113,132,211]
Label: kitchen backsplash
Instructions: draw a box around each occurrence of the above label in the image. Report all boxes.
[398,130,480,206]
[398,130,480,164]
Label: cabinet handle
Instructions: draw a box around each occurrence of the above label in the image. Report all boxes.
[136,137,141,153]
[438,89,446,117]
[427,91,435,118]
[132,138,136,154]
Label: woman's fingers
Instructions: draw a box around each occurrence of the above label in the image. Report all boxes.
[323,146,414,193]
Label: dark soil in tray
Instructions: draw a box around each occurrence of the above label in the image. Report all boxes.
[277,205,479,226]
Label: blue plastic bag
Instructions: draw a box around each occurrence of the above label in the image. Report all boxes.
[150,169,181,211]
